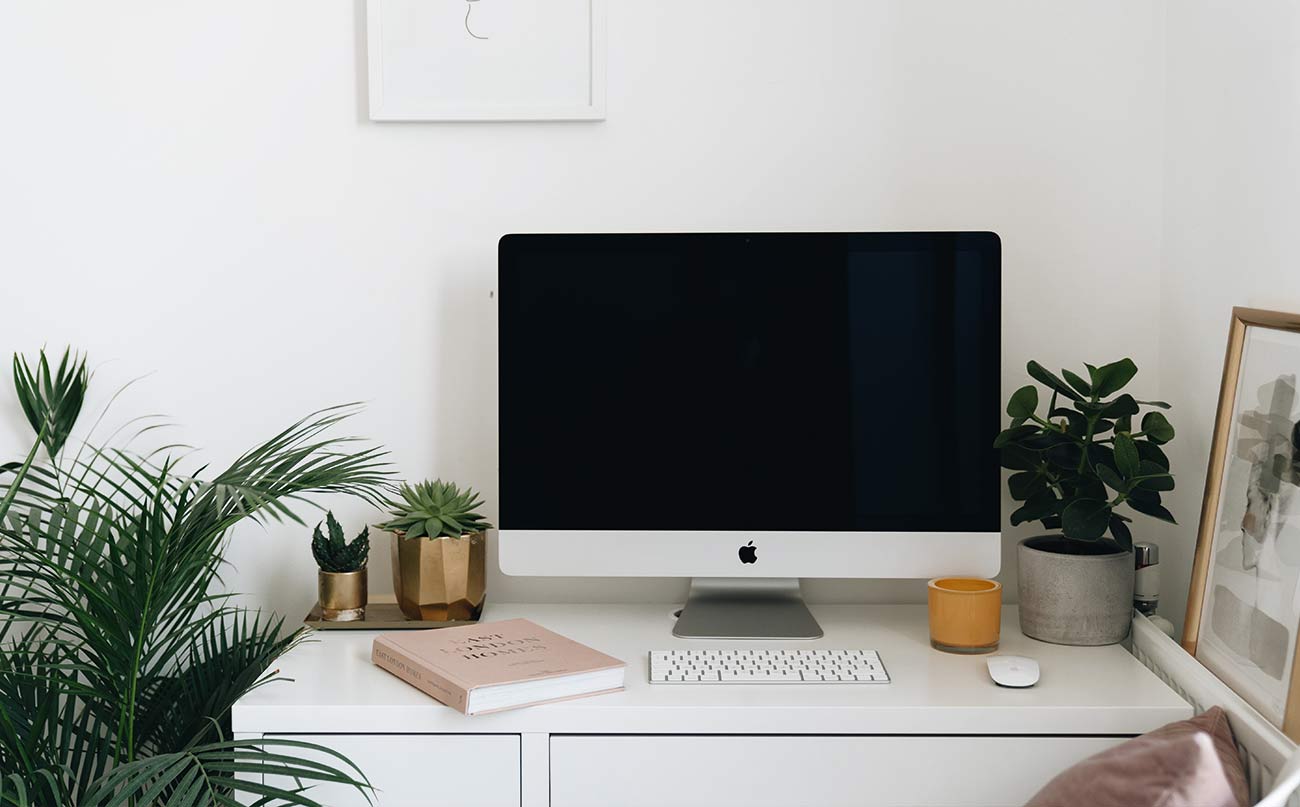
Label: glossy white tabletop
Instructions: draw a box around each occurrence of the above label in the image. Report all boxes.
[232,603,1192,736]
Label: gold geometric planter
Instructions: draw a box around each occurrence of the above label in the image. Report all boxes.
[318,568,368,622]
[390,531,486,621]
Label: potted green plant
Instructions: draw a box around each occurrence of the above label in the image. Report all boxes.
[996,358,1176,645]
[313,511,371,621]
[379,480,492,622]
[0,348,386,804]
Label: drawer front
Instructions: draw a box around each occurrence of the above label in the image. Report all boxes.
[268,734,519,807]
[551,735,1122,807]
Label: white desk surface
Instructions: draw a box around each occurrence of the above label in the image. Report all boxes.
[232,603,1192,736]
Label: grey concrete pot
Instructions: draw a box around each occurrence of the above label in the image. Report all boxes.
[1017,535,1135,646]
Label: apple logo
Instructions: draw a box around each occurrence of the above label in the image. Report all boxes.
[738,541,757,564]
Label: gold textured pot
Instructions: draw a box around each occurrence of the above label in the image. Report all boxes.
[390,531,486,621]
[318,568,367,622]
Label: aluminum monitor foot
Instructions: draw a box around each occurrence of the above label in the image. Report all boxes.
[672,578,824,639]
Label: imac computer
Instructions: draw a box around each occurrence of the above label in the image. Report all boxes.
[497,232,1001,639]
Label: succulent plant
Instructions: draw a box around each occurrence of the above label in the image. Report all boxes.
[311,511,370,573]
[379,479,492,539]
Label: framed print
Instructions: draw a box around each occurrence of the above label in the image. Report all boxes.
[1184,307,1300,739]
[366,0,607,121]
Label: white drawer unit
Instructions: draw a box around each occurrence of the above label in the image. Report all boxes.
[550,735,1121,807]
[266,734,520,807]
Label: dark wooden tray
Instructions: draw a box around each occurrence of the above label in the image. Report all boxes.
[303,600,478,630]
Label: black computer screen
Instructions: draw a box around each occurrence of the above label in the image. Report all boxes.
[498,232,1001,532]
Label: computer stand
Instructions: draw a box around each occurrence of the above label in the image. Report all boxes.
[672,578,824,639]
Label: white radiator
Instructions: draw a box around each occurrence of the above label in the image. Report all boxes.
[1130,612,1300,807]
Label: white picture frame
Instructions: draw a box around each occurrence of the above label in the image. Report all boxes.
[366,0,606,122]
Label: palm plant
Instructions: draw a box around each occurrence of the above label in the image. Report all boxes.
[0,348,390,806]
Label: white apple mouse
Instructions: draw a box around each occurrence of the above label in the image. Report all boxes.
[987,655,1039,688]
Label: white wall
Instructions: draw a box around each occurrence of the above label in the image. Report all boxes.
[1158,2,1300,634]
[0,1,1168,620]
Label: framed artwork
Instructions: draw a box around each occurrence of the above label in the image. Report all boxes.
[366,0,606,121]
[1184,307,1300,740]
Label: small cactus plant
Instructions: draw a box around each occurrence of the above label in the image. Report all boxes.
[311,511,370,573]
[379,479,492,539]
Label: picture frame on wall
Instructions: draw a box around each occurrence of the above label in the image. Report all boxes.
[366,0,606,122]
[1184,307,1300,741]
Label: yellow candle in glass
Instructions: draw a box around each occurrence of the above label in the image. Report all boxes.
[927,577,1002,654]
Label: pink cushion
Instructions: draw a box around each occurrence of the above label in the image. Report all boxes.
[1026,707,1248,807]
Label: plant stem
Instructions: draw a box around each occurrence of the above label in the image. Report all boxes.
[0,423,48,523]
[1029,413,1060,430]
[1078,410,1098,474]
[1039,466,1068,499]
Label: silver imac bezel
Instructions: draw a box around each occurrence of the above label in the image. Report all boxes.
[498,530,1001,579]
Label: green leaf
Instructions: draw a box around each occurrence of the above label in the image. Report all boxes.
[1089,358,1139,398]
[1109,516,1133,551]
[1023,431,1070,451]
[1133,460,1175,491]
[1061,498,1112,541]
[1010,491,1060,526]
[1114,432,1140,478]
[1075,394,1138,419]
[1008,471,1047,501]
[1136,440,1170,470]
[999,445,1038,471]
[1027,361,1083,402]
[1061,369,1092,397]
[1096,463,1126,493]
[1136,399,1171,409]
[79,738,373,807]
[1127,494,1177,524]
[12,347,88,461]
[1142,411,1175,444]
[1006,385,1038,420]
[1127,486,1157,505]
[1067,476,1108,503]
[993,425,1039,449]
[1046,442,1083,469]
[1099,394,1139,419]
[1086,443,1116,470]
[1114,414,1132,434]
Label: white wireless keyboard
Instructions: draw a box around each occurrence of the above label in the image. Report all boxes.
[648,649,890,684]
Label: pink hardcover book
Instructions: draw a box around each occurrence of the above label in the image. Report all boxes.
[372,618,626,715]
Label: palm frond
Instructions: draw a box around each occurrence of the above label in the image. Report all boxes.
[137,611,305,754]
[78,738,372,807]
[0,387,391,806]
[12,348,87,462]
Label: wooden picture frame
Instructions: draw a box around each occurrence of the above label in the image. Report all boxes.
[1184,306,1300,740]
